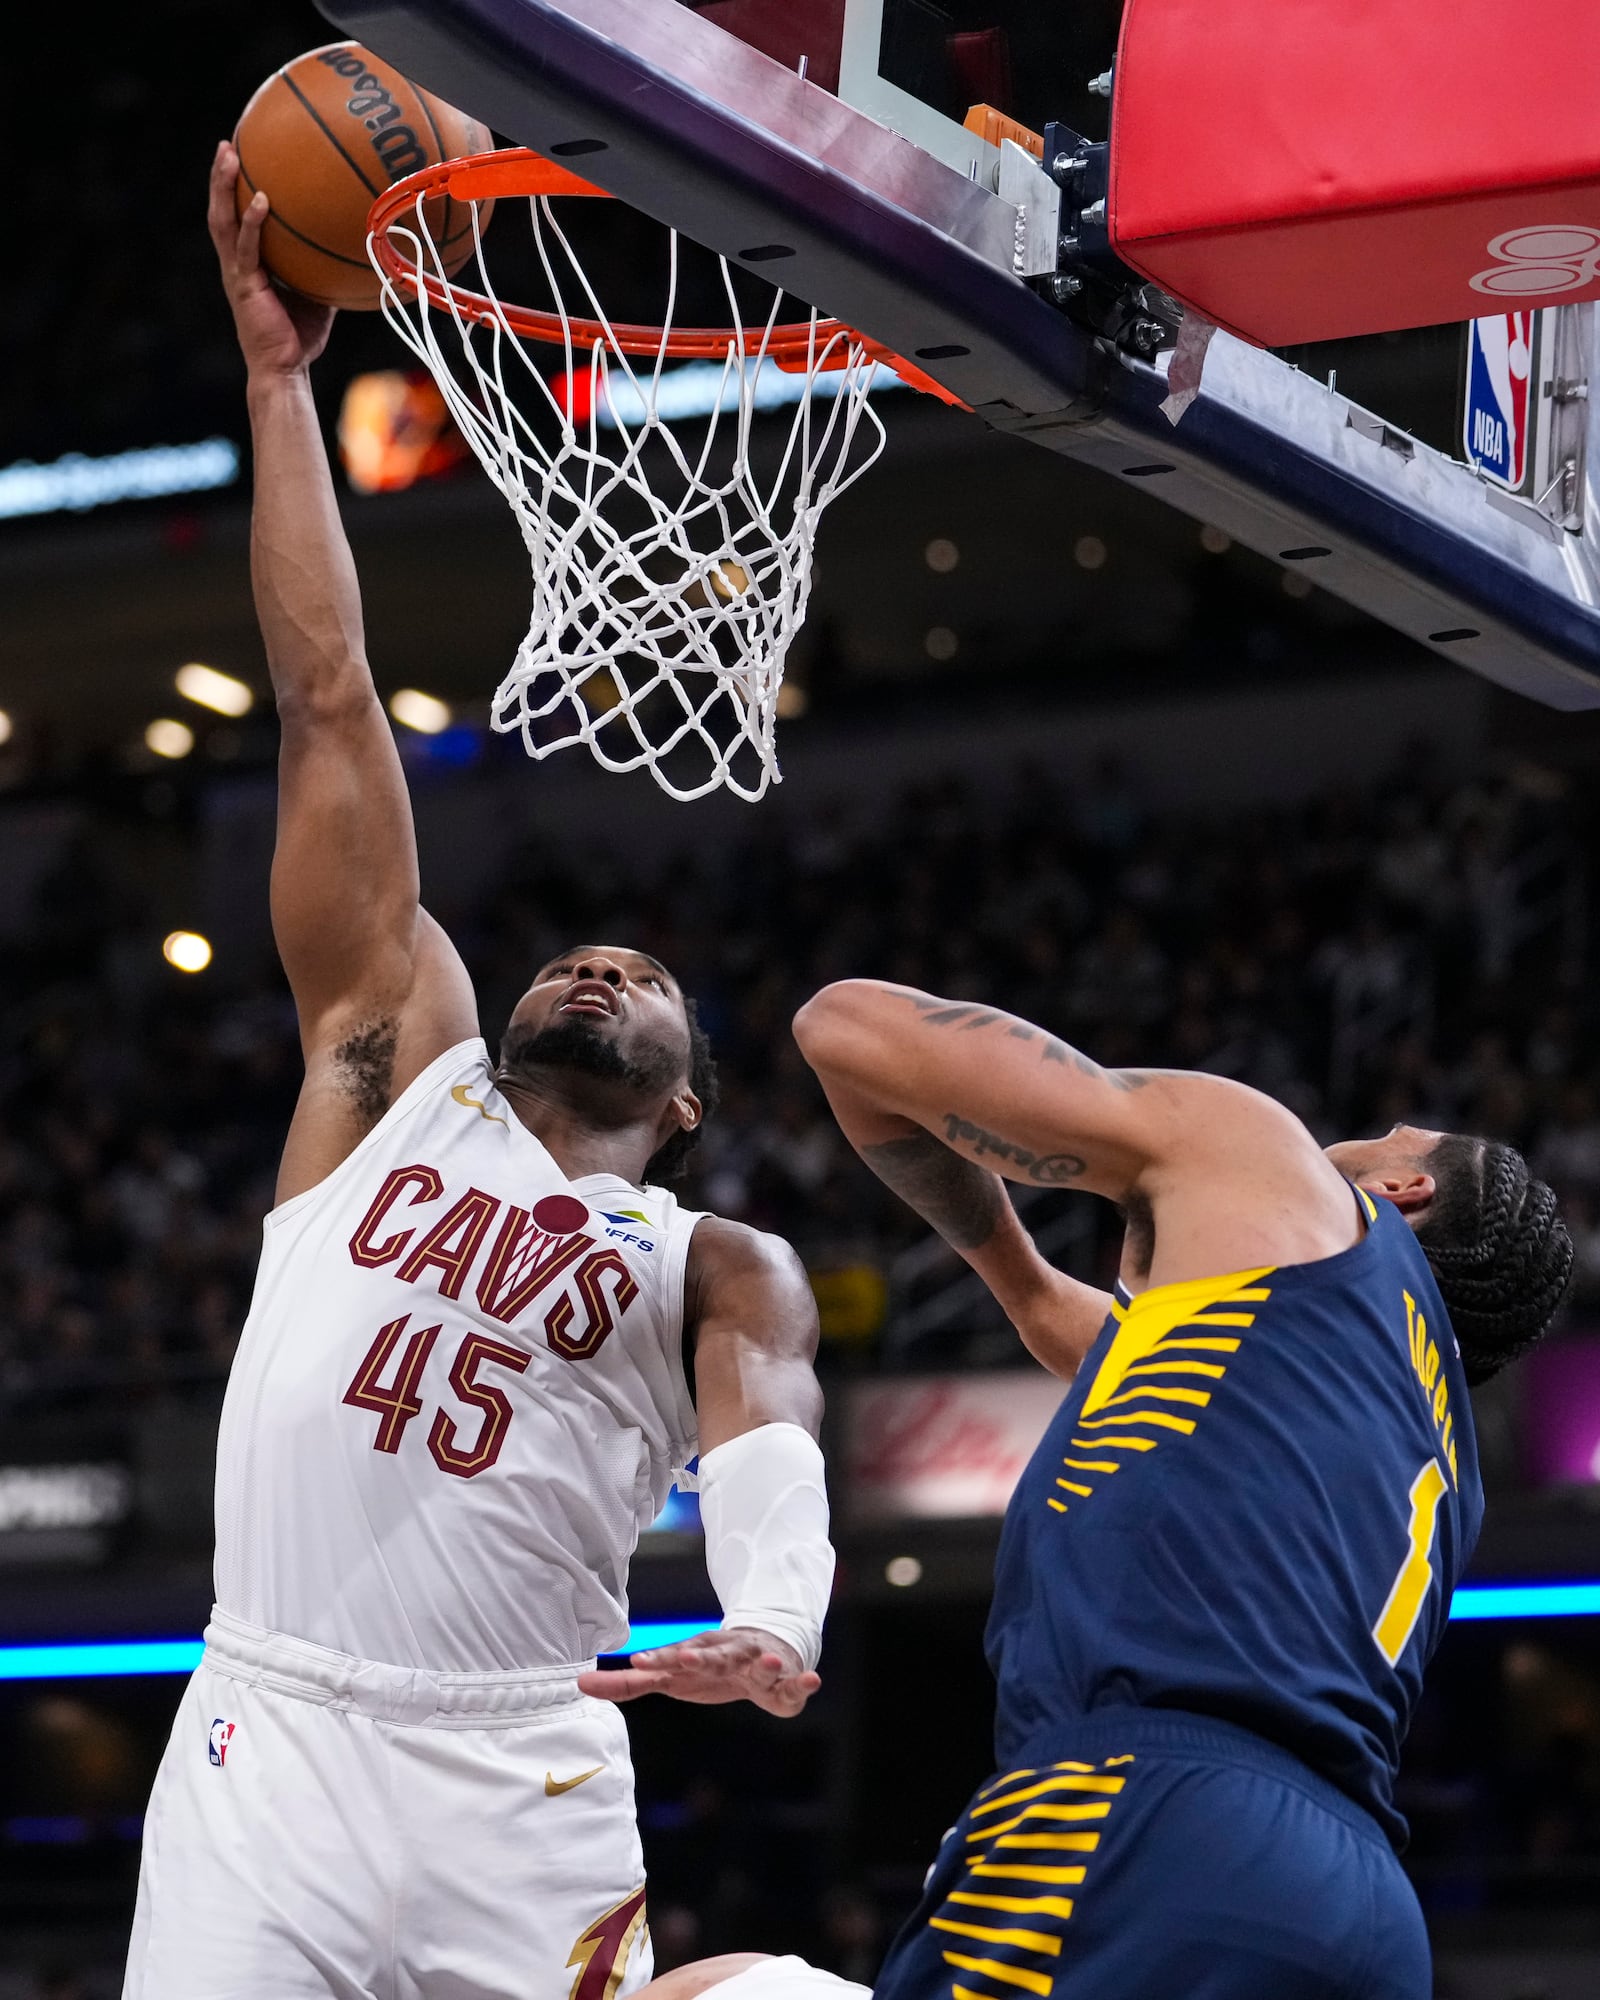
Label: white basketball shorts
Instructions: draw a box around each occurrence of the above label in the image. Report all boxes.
[122,1608,655,2000]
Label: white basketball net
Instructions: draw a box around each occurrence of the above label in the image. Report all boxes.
[371,190,890,800]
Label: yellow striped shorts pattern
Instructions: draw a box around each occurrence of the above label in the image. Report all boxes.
[930,1755,1135,2000]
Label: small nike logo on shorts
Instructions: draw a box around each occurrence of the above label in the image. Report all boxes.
[545,1765,603,1796]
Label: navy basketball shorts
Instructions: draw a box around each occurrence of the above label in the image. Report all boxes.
[874,1711,1430,2000]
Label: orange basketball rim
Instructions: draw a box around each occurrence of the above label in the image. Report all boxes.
[367,148,965,405]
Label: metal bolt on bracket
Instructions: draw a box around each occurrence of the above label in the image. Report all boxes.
[1088,68,1114,97]
[1080,199,1107,228]
[1048,273,1084,302]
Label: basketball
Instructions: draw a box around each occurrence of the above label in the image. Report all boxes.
[234,42,493,311]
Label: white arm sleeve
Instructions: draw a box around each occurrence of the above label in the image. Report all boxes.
[697,1422,835,1674]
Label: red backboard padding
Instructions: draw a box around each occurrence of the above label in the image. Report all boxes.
[1109,0,1600,345]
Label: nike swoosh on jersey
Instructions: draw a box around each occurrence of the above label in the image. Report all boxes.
[545,1765,604,1796]
[451,1085,508,1126]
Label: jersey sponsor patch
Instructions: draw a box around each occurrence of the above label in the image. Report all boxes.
[603,1210,657,1251]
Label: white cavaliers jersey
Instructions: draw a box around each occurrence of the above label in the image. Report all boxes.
[213,1039,703,1673]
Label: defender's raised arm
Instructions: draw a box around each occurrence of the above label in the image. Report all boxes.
[794,977,1364,1323]
[207,144,475,1202]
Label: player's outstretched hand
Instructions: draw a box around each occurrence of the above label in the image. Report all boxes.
[578,1628,820,1718]
[207,141,334,378]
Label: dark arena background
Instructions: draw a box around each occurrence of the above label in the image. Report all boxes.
[5,6,1600,1997]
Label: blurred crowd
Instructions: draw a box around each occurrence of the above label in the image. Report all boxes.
[1,724,1598,2000]
[1,740,1596,1411]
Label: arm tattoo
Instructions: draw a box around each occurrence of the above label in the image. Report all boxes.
[334,1018,399,1127]
[942,1113,1086,1185]
[902,991,1147,1089]
[860,1132,1005,1251]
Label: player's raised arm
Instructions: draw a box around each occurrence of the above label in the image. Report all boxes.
[579,1219,832,1718]
[793,980,1175,1197]
[207,144,476,1202]
[794,977,1360,1337]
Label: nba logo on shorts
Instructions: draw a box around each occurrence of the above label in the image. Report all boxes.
[1462,313,1533,491]
[208,1718,236,1767]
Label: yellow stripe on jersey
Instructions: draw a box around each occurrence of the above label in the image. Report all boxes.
[1097,1385,1213,1408]
[1122,1358,1228,1379]
[941,1953,1052,1995]
[969,1864,1088,1885]
[1076,1410,1197,1434]
[966,1804,1112,1839]
[1080,1269,1273,1421]
[1041,1271,1271,1518]
[964,1792,1128,1824]
[992,1833,1101,1852]
[930,1918,1062,1955]
[948,1893,1079,1920]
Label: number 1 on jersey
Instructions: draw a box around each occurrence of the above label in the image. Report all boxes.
[1373,1458,1449,1666]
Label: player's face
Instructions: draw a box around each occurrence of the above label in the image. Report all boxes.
[506,946,691,1091]
[1324,1122,1446,1184]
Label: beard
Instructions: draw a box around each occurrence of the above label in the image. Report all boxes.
[500,1015,683,1098]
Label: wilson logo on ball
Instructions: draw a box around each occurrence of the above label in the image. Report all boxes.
[313,47,427,183]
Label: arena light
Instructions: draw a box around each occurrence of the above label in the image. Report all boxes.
[0,439,239,522]
[144,718,195,760]
[924,538,960,574]
[0,1464,129,1532]
[612,1620,719,1652]
[162,931,213,974]
[389,688,452,734]
[0,1620,721,1681]
[1449,1581,1600,1620]
[0,1640,205,1681]
[552,356,909,432]
[175,663,254,717]
[339,370,469,495]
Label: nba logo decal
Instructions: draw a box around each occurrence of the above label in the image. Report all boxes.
[208,1718,236,1767]
[1463,314,1534,491]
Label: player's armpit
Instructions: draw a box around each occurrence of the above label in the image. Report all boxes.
[272,909,478,1205]
[793,978,1192,1202]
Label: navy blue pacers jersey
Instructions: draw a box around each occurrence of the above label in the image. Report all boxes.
[987,1188,1483,1849]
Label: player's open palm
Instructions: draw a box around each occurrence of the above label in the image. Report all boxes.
[207,142,334,376]
[579,1628,820,1718]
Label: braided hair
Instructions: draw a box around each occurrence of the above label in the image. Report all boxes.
[1413,1135,1573,1384]
[644,995,720,1185]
